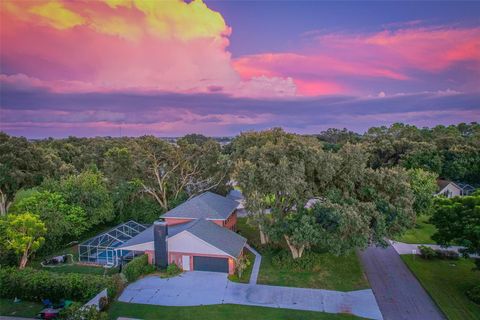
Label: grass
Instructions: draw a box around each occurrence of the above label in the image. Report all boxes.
[401,255,480,320]
[0,298,43,317]
[108,301,364,320]
[236,217,369,291]
[228,250,255,283]
[395,215,437,244]
[258,251,369,291]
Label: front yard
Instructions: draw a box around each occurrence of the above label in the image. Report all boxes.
[108,301,364,320]
[236,218,369,291]
[401,255,480,320]
[395,215,436,244]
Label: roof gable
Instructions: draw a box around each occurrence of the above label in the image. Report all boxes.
[184,219,246,258]
[162,192,238,220]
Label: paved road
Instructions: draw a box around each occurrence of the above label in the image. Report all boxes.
[119,271,383,320]
[358,245,445,320]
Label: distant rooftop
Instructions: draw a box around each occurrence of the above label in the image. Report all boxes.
[162,191,238,220]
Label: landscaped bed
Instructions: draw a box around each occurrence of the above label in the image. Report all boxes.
[395,215,437,244]
[107,301,365,320]
[401,255,480,320]
[228,250,255,283]
[236,217,369,291]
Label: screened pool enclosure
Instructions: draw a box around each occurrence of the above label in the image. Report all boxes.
[78,221,148,266]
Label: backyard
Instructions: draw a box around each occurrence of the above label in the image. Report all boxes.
[0,298,44,318]
[108,301,364,320]
[236,218,369,291]
[395,215,436,244]
[401,255,480,320]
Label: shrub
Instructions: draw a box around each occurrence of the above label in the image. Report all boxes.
[467,285,480,304]
[419,245,436,259]
[0,267,119,302]
[122,255,155,282]
[59,303,108,320]
[434,249,460,260]
[271,250,322,271]
[164,263,182,278]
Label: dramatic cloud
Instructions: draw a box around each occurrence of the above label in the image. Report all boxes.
[234,26,480,95]
[0,1,479,137]
[0,0,294,97]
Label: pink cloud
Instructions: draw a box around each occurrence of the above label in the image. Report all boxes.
[0,0,295,97]
[233,26,480,95]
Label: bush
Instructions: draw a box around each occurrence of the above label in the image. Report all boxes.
[122,255,155,282]
[419,245,437,259]
[164,263,182,278]
[434,249,460,260]
[271,250,322,271]
[467,285,480,304]
[0,267,119,302]
[59,303,108,320]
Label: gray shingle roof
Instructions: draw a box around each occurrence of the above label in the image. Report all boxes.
[185,219,246,258]
[116,220,197,249]
[116,219,246,258]
[162,192,238,220]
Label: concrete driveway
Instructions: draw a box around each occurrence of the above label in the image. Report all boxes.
[119,271,383,320]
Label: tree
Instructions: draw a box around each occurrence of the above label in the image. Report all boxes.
[0,133,56,216]
[2,212,46,268]
[135,136,228,211]
[47,170,114,227]
[310,201,372,255]
[430,191,480,256]
[232,129,323,245]
[10,190,87,249]
[268,209,321,259]
[407,168,438,216]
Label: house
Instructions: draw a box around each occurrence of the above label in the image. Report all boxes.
[227,189,245,209]
[435,179,476,198]
[115,192,246,274]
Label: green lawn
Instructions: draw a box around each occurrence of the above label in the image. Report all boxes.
[258,251,369,291]
[395,215,437,244]
[401,255,480,320]
[228,250,255,283]
[0,298,43,317]
[108,301,363,320]
[236,217,369,291]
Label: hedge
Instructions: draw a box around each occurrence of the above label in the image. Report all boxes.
[0,267,122,302]
[122,254,156,282]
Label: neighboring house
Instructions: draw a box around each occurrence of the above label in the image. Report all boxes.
[116,192,246,274]
[456,182,476,196]
[227,188,245,209]
[435,179,476,198]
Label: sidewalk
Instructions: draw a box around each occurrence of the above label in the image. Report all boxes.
[245,243,262,284]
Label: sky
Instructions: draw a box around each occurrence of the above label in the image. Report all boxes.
[0,0,479,138]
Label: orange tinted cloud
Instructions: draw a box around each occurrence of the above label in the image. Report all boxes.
[0,0,294,97]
